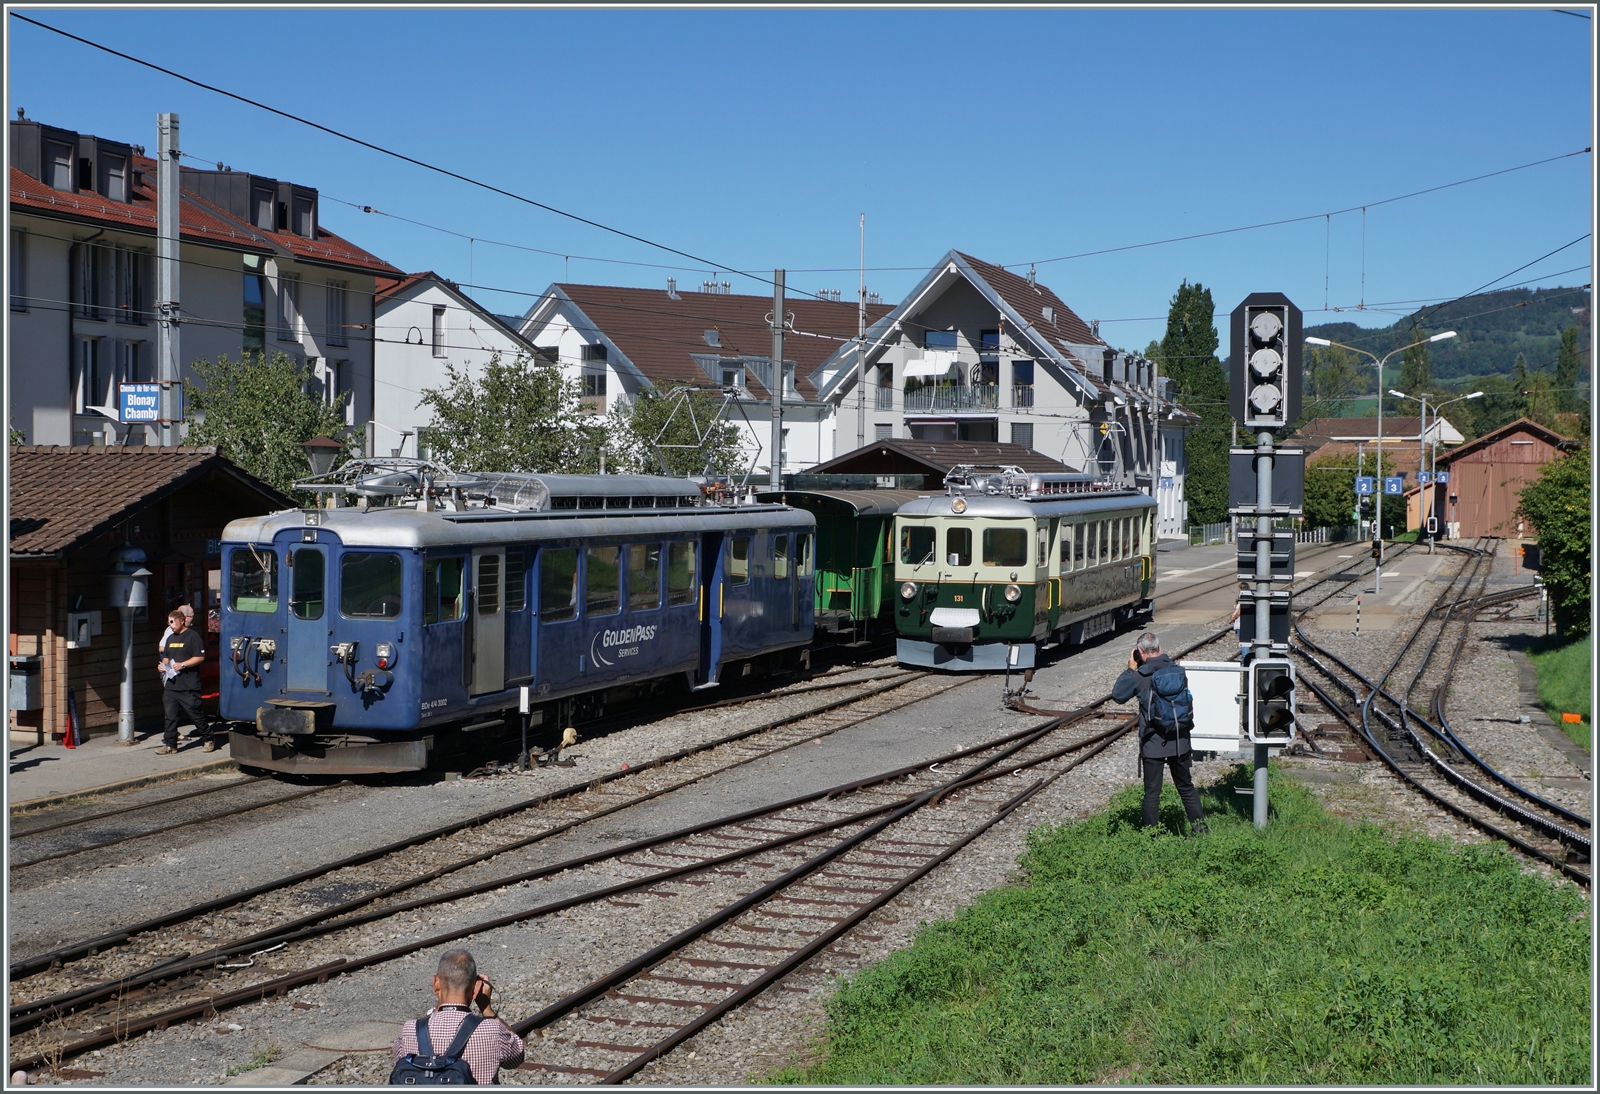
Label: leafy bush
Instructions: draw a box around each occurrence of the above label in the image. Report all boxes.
[1520,445,1591,637]
[1529,635,1591,751]
[772,772,1590,1086]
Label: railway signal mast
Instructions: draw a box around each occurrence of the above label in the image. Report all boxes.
[1227,293,1303,829]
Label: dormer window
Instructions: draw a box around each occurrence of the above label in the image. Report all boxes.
[46,140,74,191]
[253,187,275,231]
[293,194,314,237]
[100,154,127,201]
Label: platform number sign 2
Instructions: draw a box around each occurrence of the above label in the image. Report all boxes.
[1229,293,1303,431]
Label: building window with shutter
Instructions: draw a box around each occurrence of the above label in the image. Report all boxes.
[121,340,145,386]
[9,230,24,312]
[278,273,300,341]
[244,259,266,353]
[335,359,354,425]
[325,280,347,346]
[432,306,446,357]
[114,247,147,324]
[1011,422,1034,449]
[875,423,893,441]
[76,242,106,320]
[76,337,105,413]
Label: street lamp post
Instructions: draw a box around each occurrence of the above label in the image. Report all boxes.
[1306,331,1457,592]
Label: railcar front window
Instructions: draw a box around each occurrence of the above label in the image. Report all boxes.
[774,535,789,579]
[587,546,621,616]
[946,527,972,567]
[540,549,578,622]
[629,544,661,611]
[341,552,402,618]
[900,525,935,565]
[667,541,697,605]
[290,548,325,620]
[730,537,750,585]
[424,558,464,624]
[229,548,278,612]
[796,533,813,576]
[982,527,1027,567]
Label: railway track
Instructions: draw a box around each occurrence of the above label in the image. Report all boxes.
[1290,540,1590,885]
[1148,538,1356,614]
[6,669,974,1043]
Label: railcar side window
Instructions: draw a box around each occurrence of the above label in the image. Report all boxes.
[1098,521,1109,564]
[946,527,972,567]
[667,541,697,605]
[540,549,578,622]
[505,551,527,612]
[629,544,661,611]
[730,537,750,585]
[982,527,1027,567]
[1087,522,1099,567]
[341,552,403,618]
[424,558,464,624]
[586,546,621,616]
[797,533,813,577]
[774,535,789,579]
[229,548,278,612]
[1110,520,1120,562]
[289,548,324,620]
[1037,526,1048,567]
[1123,517,1134,560]
[900,525,935,565]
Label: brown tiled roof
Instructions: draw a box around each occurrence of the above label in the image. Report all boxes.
[956,252,1101,350]
[808,438,1077,477]
[8,446,293,557]
[1301,441,1430,479]
[1433,417,1580,466]
[10,155,400,276]
[554,284,893,401]
[375,271,432,303]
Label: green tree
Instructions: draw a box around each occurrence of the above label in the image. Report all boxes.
[417,352,606,474]
[1303,344,1363,420]
[606,388,746,477]
[183,351,355,497]
[1303,450,1398,533]
[1154,281,1229,526]
[1553,325,1582,414]
[1519,445,1590,637]
[1394,329,1431,403]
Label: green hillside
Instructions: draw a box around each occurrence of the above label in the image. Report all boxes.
[1303,285,1590,384]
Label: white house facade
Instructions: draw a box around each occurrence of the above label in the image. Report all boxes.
[371,272,536,457]
[809,251,1197,537]
[8,116,398,447]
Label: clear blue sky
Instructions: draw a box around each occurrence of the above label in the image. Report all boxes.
[7,6,1593,354]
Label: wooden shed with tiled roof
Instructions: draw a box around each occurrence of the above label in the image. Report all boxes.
[8,445,293,745]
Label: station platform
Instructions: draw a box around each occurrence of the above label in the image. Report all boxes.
[6,727,234,813]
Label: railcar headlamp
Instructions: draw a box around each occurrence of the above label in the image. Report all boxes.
[900,581,918,600]
[950,497,967,514]
[1004,583,1022,602]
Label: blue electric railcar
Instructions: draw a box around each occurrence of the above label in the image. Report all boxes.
[218,468,815,774]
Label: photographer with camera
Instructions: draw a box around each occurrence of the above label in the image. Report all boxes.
[1111,632,1208,835]
[391,950,524,1084]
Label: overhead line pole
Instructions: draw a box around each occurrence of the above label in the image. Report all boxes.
[770,270,785,490]
[856,215,866,455]
[156,112,181,446]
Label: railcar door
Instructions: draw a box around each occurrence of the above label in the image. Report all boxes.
[697,532,724,685]
[285,543,330,694]
[469,548,506,696]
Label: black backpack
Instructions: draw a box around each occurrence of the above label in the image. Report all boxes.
[1146,663,1194,740]
[390,1013,482,1085]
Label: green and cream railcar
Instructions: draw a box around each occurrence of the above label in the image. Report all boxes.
[893,469,1156,671]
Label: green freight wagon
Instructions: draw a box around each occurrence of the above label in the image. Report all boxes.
[756,489,927,644]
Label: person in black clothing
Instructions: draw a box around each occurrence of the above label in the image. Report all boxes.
[157,608,212,754]
[1111,631,1207,834]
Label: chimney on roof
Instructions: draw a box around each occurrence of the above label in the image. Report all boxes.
[1091,319,1100,339]
[15,108,23,121]
[1027,264,1037,289]
[666,277,680,300]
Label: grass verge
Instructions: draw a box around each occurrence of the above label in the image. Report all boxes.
[1528,635,1591,752]
[768,770,1591,1086]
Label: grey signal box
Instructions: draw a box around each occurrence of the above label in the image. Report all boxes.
[1229,293,1302,430]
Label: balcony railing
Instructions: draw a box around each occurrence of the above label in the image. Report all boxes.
[903,384,999,414]
[875,386,895,410]
[1012,384,1034,410]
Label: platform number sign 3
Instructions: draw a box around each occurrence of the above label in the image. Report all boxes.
[1229,292,1302,431]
